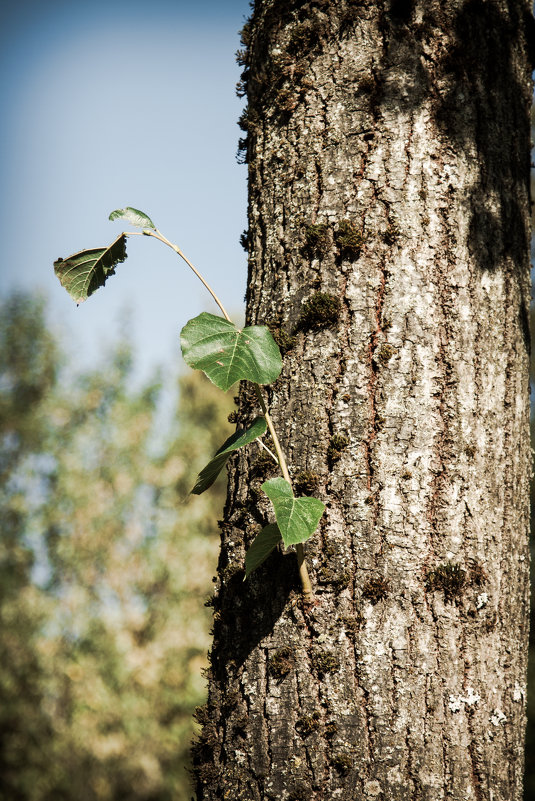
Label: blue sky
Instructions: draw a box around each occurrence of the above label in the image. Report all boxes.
[1,0,250,382]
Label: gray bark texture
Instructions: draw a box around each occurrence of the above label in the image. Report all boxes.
[192,2,533,799]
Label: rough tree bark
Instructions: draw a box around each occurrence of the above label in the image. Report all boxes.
[192,2,532,799]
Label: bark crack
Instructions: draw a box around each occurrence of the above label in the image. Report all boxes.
[363,243,388,561]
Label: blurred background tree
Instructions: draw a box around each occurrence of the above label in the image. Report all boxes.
[0,292,233,801]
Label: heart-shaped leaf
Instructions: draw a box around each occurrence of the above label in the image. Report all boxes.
[261,477,325,547]
[180,312,282,392]
[192,416,268,494]
[245,523,281,577]
[54,234,127,305]
[109,207,156,229]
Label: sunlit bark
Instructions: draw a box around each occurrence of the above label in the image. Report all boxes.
[194,2,532,799]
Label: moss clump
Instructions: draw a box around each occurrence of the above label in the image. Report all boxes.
[384,220,400,245]
[268,646,294,679]
[339,612,363,633]
[469,560,488,586]
[195,762,219,784]
[335,219,365,260]
[221,689,240,713]
[294,470,320,496]
[335,572,352,590]
[275,87,299,114]
[296,292,341,333]
[193,704,210,726]
[362,576,389,604]
[318,568,351,590]
[237,105,259,133]
[265,315,296,354]
[327,434,349,464]
[192,710,218,750]
[269,324,296,354]
[311,650,339,676]
[331,751,352,775]
[324,720,337,738]
[376,343,397,364]
[251,450,277,478]
[295,711,321,737]
[425,562,466,603]
[238,18,251,48]
[303,223,331,258]
[287,22,316,55]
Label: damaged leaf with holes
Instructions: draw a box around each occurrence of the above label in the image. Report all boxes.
[54,234,128,305]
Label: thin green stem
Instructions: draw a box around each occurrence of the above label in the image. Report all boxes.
[137,227,313,600]
[143,229,232,322]
[253,386,289,482]
[253,385,313,601]
[295,545,312,601]
[256,437,278,464]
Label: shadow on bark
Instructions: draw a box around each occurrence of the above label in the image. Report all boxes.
[380,0,531,274]
[210,549,297,675]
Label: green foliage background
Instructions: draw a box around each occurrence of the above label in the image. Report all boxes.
[0,292,233,801]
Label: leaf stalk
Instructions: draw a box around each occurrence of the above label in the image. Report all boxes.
[253,385,313,601]
[155,227,314,600]
[255,437,278,464]
[145,229,232,323]
[54,212,318,602]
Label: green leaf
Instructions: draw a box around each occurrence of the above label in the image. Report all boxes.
[54,234,127,305]
[245,523,281,577]
[261,477,325,547]
[108,207,156,229]
[180,312,282,392]
[192,416,267,494]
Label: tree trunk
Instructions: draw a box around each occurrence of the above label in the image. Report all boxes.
[192,2,532,799]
